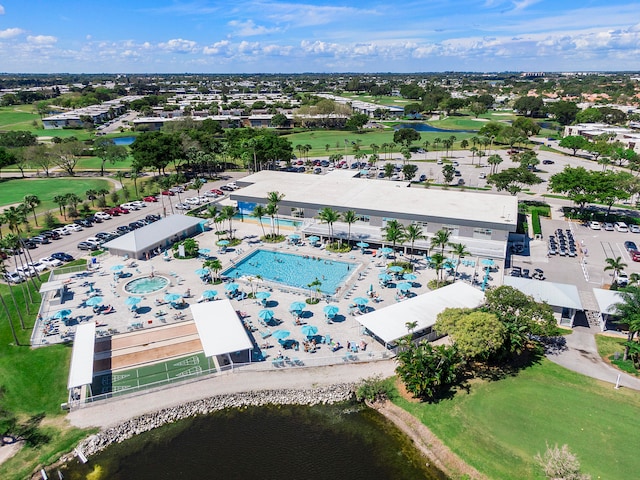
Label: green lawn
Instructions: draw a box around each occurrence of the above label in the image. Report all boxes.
[0,106,40,129]
[595,334,639,376]
[75,154,135,171]
[0,177,112,212]
[392,360,640,479]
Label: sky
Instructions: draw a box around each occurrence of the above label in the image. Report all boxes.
[0,1,639,73]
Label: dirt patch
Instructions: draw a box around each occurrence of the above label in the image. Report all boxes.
[0,439,23,466]
[371,400,487,480]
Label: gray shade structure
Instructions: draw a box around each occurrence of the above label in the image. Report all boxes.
[102,214,205,260]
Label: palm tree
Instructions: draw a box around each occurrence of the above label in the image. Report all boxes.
[221,205,236,240]
[611,286,640,361]
[85,189,98,207]
[0,291,20,345]
[53,195,67,219]
[382,219,406,253]
[431,229,451,256]
[251,205,268,239]
[23,195,40,226]
[422,140,430,159]
[404,223,425,260]
[342,210,357,247]
[450,242,470,282]
[433,137,441,159]
[430,252,446,287]
[267,191,285,236]
[487,154,503,174]
[130,171,140,198]
[203,258,223,283]
[65,193,81,218]
[114,170,126,189]
[265,202,278,238]
[318,207,340,243]
[604,256,627,285]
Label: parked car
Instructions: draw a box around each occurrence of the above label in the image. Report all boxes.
[22,240,38,249]
[631,250,640,262]
[175,203,191,210]
[129,200,145,209]
[617,271,629,286]
[211,189,224,196]
[77,241,98,251]
[185,197,200,205]
[542,160,555,165]
[116,225,131,234]
[30,235,50,245]
[51,252,74,262]
[161,190,175,196]
[128,221,144,230]
[457,178,465,185]
[630,224,640,234]
[479,172,486,179]
[145,214,161,223]
[4,271,24,284]
[54,226,71,236]
[112,206,129,214]
[28,261,48,273]
[204,190,218,198]
[615,222,629,232]
[588,221,601,230]
[16,265,37,277]
[40,256,63,268]
[226,182,240,190]
[94,211,112,220]
[624,241,638,252]
[85,237,103,247]
[603,223,614,231]
[143,196,158,202]
[220,185,233,192]
[41,230,61,240]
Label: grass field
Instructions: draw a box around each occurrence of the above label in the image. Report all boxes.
[595,334,639,376]
[0,106,40,130]
[0,177,112,212]
[392,359,640,479]
[92,352,211,396]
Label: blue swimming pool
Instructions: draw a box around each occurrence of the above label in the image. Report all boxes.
[222,249,357,294]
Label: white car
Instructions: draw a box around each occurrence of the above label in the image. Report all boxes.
[226,182,240,190]
[204,190,218,198]
[197,196,208,204]
[121,202,139,211]
[65,223,83,232]
[617,271,629,287]
[94,211,112,220]
[4,271,24,284]
[85,237,103,246]
[614,222,629,232]
[175,203,191,210]
[16,265,37,277]
[40,256,63,268]
[130,200,145,209]
[185,197,200,205]
[630,224,640,234]
[603,223,614,231]
[54,226,71,236]
[28,261,48,273]
[588,221,601,230]
[479,172,486,179]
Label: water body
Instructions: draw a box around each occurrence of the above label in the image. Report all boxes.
[394,123,477,133]
[60,404,446,480]
[112,136,136,145]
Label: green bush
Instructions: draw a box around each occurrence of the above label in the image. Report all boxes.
[531,210,542,235]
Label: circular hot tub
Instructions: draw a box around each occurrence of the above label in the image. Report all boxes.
[124,275,170,295]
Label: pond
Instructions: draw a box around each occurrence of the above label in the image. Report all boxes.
[394,123,477,133]
[112,136,136,145]
[59,404,447,480]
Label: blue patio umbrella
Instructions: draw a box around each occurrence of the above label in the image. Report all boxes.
[388,265,404,273]
[307,236,320,243]
[378,273,392,282]
[403,273,417,281]
[53,309,72,319]
[165,293,182,302]
[272,329,290,341]
[224,282,239,292]
[217,240,230,246]
[288,234,300,240]
[110,264,124,271]
[202,290,218,299]
[289,301,306,312]
[396,282,413,291]
[85,296,103,306]
[195,268,210,277]
[481,258,495,267]
[444,261,455,269]
[353,297,369,306]
[301,325,318,338]
[258,309,275,320]
[255,291,271,300]
[356,241,369,248]
[124,296,141,306]
[379,247,394,256]
[323,305,339,317]
[198,248,211,255]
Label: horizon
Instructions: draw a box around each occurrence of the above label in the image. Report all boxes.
[1,1,639,73]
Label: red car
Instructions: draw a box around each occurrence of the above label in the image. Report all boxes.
[211,188,223,196]
[161,190,175,196]
[631,250,640,262]
[112,206,129,214]
[105,208,120,216]
[143,196,158,202]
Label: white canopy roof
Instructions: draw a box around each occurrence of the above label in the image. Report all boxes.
[503,277,583,310]
[593,288,624,315]
[67,322,96,389]
[39,280,64,293]
[357,282,485,344]
[190,300,253,357]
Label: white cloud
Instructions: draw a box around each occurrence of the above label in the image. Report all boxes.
[203,40,230,55]
[157,38,198,54]
[0,27,23,39]
[27,35,57,45]
[261,2,377,28]
[228,19,280,37]
[0,5,5,15]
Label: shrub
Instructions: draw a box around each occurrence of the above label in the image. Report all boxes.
[355,375,394,403]
[531,210,542,235]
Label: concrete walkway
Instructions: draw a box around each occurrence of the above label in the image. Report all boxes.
[546,327,640,391]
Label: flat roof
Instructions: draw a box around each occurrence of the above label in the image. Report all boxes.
[39,280,64,293]
[67,322,96,389]
[503,277,583,310]
[592,288,623,315]
[357,282,485,344]
[190,300,253,357]
[103,214,203,255]
[234,170,518,228]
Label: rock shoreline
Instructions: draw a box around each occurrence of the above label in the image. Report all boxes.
[73,383,356,458]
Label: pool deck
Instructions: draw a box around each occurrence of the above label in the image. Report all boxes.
[35,216,502,392]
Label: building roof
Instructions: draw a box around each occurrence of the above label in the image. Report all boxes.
[102,214,203,255]
[190,300,253,357]
[503,277,583,310]
[234,170,518,229]
[67,322,96,389]
[592,288,624,315]
[357,282,485,344]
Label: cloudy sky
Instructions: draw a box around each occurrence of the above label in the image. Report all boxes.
[0,0,639,73]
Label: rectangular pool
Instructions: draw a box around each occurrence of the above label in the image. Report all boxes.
[223,249,357,294]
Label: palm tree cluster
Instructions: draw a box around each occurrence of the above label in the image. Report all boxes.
[428,229,470,287]
[317,207,358,248]
[250,191,286,241]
